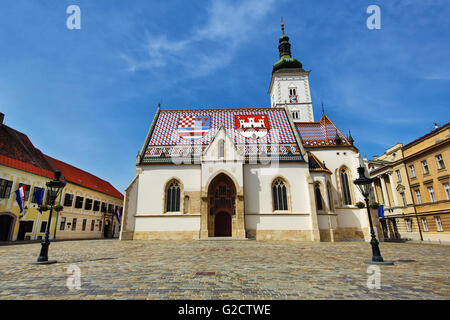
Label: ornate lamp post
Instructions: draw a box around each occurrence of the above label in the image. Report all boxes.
[32,170,66,265]
[354,166,394,265]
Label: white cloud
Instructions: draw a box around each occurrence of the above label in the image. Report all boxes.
[121,0,276,80]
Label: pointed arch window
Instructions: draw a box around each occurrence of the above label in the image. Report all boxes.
[327,183,334,211]
[273,179,288,211]
[340,169,352,205]
[218,139,224,158]
[314,183,323,211]
[166,181,180,212]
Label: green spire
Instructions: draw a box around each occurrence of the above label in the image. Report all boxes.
[272,22,304,74]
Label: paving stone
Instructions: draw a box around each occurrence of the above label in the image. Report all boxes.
[0,240,448,299]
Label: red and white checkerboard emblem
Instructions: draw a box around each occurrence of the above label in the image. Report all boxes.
[178,115,211,140]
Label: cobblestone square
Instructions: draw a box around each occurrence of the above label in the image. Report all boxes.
[0,240,449,299]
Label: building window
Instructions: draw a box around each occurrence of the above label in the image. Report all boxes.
[395,170,402,182]
[31,187,44,203]
[415,189,422,204]
[72,218,77,231]
[101,202,107,213]
[340,168,352,205]
[218,140,224,158]
[400,192,407,206]
[93,200,100,211]
[98,220,102,231]
[90,220,95,231]
[409,165,416,178]
[85,199,93,210]
[166,181,181,212]
[60,217,66,231]
[40,221,47,233]
[435,216,443,232]
[444,183,450,200]
[327,183,334,211]
[428,187,436,203]
[436,154,445,169]
[108,204,114,213]
[292,111,299,119]
[421,160,429,175]
[273,179,288,211]
[0,179,13,199]
[64,193,74,207]
[74,196,84,209]
[314,183,323,211]
[82,219,87,231]
[289,88,297,96]
[421,218,429,232]
[405,218,412,232]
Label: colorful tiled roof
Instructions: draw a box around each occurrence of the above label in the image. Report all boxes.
[46,155,124,200]
[295,115,351,148]
[142,107,304,162]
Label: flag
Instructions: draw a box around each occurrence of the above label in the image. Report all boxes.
[115,207,121,224]
[33,188,44,214]
[377,204,385,218]
[15,185,26,213]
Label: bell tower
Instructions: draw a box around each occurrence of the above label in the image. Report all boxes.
[268,22,314,122]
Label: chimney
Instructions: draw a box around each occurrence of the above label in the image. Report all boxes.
[434,123,439,129]
[0,112,4,125]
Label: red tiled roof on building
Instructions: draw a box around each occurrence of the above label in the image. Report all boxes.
[295,114,352,148]
[0,124,55,172]
[0,154,54,179]
[45,155,124,200]
[0,115,123,201]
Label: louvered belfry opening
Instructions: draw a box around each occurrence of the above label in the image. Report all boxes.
[208,173,236,237]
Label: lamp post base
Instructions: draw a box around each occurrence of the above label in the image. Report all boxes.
[30,260,57,265]
[364,260,394,265]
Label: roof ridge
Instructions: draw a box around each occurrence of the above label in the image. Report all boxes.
[160,106,282,113]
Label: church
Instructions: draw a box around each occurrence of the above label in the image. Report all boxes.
[120,25,382,242]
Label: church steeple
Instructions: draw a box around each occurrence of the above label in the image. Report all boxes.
[279,22,291,59]
[269,21,313,122]
[272,22,303,74]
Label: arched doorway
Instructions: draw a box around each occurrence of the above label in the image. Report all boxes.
[0,214,14,241]
[208,173,236,237]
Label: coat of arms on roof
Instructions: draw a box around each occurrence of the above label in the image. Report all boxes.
[235,115,270,139]
[177,115,211,140]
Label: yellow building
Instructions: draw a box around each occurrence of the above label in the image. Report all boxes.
[368,123,450,242]
[402,123,450,242]
[0,112,123,242]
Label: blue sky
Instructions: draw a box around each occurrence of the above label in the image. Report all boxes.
[1,0,449,192]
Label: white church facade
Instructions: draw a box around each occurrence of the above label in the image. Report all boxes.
[120,25,382,241]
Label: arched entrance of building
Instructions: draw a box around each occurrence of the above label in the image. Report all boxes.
[207,173,236,237]
[0,214,14,241]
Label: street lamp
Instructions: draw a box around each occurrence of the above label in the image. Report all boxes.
[32,170,66,265]
[354,166,394,265]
